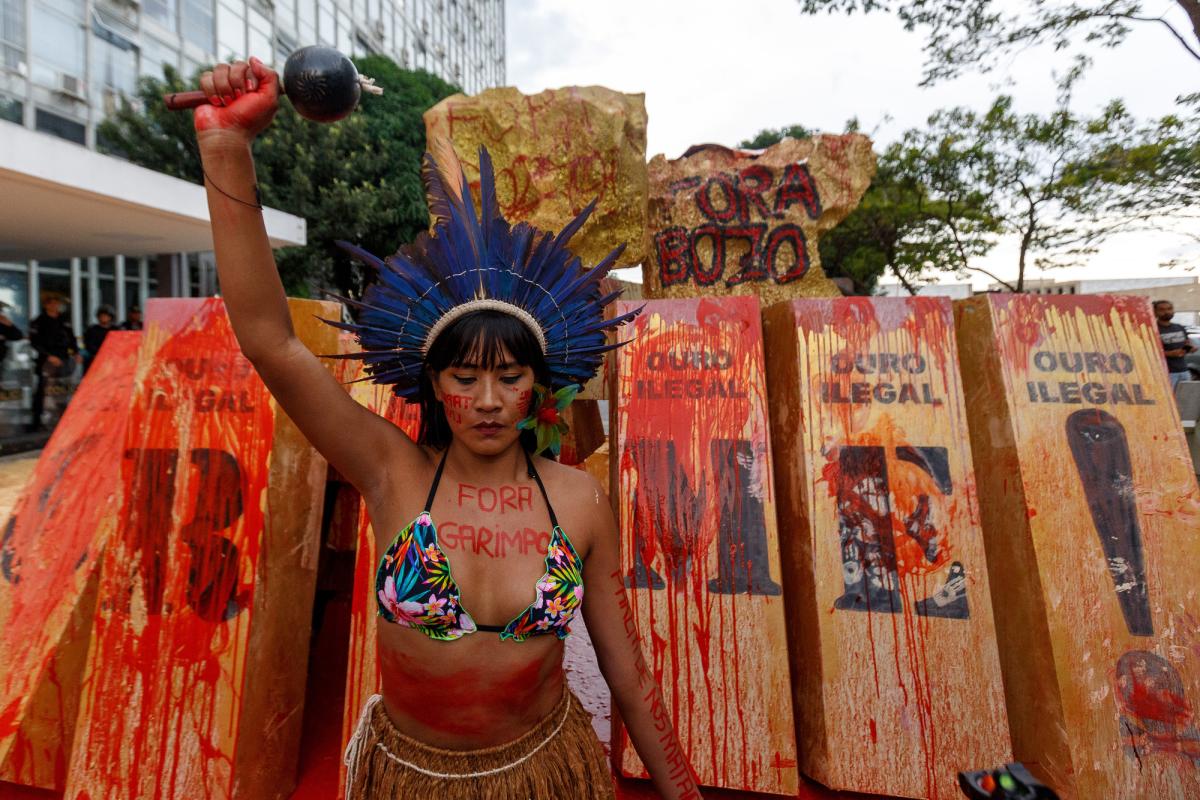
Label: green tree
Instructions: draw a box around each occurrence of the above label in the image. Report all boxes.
[742,96,1198,293]
[914,95,1194,291]
[97,65,205,182]
[817,141,997,294]
[1065,95,1200,265]
[796,0,1200,86]
[97,56,458,297]
[739,124,815,150]
[737,126,996,294]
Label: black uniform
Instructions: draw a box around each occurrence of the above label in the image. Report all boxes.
[0,319,22,365]
[82,323,112,371]
[29,313,77,430]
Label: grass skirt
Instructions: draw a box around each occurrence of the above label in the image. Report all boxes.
[343,685,615,799]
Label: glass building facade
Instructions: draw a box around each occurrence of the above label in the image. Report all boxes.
[0,0,504,434]
[0,0,501,319]
[1,0,504,153]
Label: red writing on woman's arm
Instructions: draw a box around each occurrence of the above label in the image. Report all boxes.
[610,569,702,799]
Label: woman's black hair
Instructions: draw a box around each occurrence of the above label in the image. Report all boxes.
[417,309,551,453]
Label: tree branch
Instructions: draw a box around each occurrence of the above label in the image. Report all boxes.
[889,262,921,295]
[962,263,1017,291]
[1117,11,1200,61]
[1172,0,1200,53]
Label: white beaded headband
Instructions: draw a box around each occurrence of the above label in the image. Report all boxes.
[422,298,548,356]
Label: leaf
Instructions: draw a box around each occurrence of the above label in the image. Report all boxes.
[553,383,580,410]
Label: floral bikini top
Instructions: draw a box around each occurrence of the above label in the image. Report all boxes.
[374,450,584,641]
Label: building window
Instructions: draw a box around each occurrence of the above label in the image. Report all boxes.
[0,92,20,123]
[35,262,71,322]
[276,0,295,33]
[217,0,244,59]
[336,9,351,54]
[247,7,271,62]
[182,0,215,53]
[125,279,141,311]
[30,0,86,88]
[140,35,178,78]
[35,108,86,144]
[0,0,24,73]
[182,55,206,80]
[0,266,30,331]
[91,29,138,107]
[317,0,334,45]
[143,0,177,33]
[275,29,297,63]
[298,0,314,35]
[84,278,117,316]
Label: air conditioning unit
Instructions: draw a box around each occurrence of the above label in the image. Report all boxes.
[56,73,86,99]
[1,57,27,77]
[372,19,386,39]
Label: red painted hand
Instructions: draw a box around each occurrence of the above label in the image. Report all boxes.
[193,56,279,143]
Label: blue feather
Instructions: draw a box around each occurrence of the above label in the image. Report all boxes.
[325,143,638,396]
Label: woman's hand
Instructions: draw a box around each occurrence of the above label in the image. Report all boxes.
[194,57,279,146]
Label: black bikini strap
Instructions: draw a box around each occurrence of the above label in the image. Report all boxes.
[524,451,561,530]
[423,449,449,512]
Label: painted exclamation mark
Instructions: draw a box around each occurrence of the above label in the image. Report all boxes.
[1065,409,1152,636]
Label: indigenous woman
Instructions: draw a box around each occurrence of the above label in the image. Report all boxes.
[194,57,702,800]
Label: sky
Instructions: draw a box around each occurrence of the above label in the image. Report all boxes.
[505,0,1200,288]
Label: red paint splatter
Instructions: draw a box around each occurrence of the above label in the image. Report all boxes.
[0,333,140,789]
[65,300,274,799]
[611,297,796,794]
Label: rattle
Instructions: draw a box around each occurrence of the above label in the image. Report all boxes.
[163,45,382,122]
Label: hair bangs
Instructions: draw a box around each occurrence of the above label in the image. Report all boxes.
[417,309,552,452]
[427,310,541,372]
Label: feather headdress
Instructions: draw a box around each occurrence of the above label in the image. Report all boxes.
[324,144,639,399]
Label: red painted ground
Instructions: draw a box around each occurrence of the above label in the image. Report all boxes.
[1,520,894,800]
[2,588,892,800]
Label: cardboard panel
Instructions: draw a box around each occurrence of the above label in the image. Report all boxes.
[336,366,420,799]
[423,86,649,268]
[64,298,337,800]
[641,137,872,304]
[0,333,140,789]
[611,297,798,795]
[955,294,1200,800]
[762,297,1010,799]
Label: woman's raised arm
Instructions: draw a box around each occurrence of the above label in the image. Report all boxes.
[580,476,704,800]
[195,56,425,498]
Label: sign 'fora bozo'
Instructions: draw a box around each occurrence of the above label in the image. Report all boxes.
[643,135,876,303]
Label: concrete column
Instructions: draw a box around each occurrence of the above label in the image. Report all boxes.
[27,260,39,321]
[139,257,149,307]
[114,255,126,321]
[69,257,82,335]
[87,256,99,322]
[178,252,191,298]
